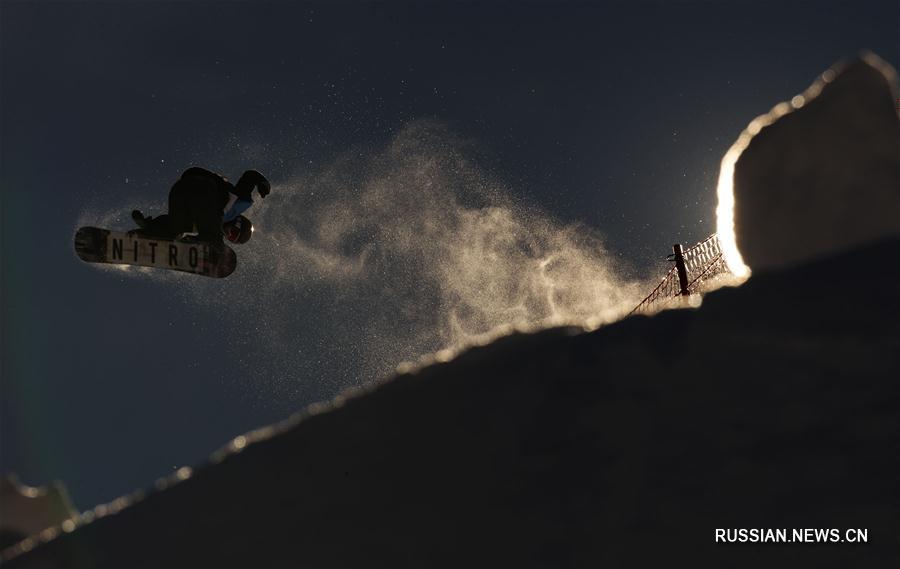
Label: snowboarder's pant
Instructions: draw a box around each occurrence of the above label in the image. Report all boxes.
[140,214,176,238]
[168,178,224,243]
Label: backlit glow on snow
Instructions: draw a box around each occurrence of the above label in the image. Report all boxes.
[715,72,832,278]
[716,103,798,277]
[714,144,750,278]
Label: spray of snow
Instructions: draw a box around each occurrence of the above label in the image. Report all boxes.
[240,121,642,378]
[77,121,644,402]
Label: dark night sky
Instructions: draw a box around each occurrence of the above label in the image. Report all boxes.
[1,0,897,509]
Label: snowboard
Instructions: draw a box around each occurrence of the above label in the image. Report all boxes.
[74,227,237,278]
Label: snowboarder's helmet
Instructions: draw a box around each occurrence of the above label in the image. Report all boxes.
[224,215,253,244]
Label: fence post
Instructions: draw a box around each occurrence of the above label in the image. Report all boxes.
[673,244,690,296]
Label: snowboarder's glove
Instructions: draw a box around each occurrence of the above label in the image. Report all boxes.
[257,176,271,199]
[237,170,271,199]
[241,170,272,198]
[234,170,272,203]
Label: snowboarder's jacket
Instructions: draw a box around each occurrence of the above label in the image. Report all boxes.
[132,166,269,245]
[165,167,268,244]
[180,167,264,223]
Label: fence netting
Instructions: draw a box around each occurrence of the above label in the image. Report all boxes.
[630,234,731,315]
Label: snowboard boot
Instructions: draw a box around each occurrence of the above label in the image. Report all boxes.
[131,210,149,229]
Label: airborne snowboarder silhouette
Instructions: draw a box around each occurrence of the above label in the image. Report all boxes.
[131,166,271,251]
[74,166,270,278]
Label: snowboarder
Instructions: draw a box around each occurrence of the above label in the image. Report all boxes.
[131,166,271,249]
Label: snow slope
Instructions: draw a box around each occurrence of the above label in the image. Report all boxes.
[6,236,899,568]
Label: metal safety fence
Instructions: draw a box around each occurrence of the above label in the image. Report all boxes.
[629,234,731,315]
